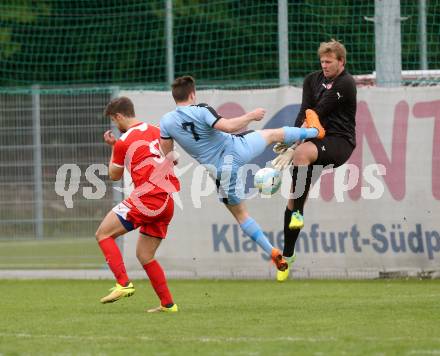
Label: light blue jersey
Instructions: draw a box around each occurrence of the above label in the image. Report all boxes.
[160,104,232,166]
[160,103,269,205]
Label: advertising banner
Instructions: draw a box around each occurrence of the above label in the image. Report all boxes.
[119,86,440,278]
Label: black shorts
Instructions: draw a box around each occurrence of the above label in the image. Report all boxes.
[307,135,354,168]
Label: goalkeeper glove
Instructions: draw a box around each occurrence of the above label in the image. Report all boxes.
[273,142,289,154]
[271,146,296,171]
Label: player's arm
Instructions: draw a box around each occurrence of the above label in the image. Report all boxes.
[159,119,179,164]
[159,137,179,164]
[159,137,174,156]
[295,74,314,127]
[108,152,124,181]
[213,108,266,133]
[103,130,124,181]
[196,103,265,133]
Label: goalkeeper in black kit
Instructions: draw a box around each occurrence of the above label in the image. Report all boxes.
[272,39,357,282]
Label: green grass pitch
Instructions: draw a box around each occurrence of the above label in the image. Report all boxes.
[1,279,439,355]
[0,239,102,269]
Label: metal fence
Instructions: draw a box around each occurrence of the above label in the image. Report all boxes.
[0,91,114,241]
[1,0,439,88]
[0,0,439,270]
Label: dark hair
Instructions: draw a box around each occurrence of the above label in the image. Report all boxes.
[104,96,135,118]
[172,76,195,102]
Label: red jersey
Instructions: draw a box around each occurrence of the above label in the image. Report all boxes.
[112,122,180,198]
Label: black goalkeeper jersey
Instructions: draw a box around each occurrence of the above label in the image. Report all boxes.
[294,69,357,147]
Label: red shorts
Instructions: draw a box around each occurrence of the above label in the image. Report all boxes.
[112,193,174,238]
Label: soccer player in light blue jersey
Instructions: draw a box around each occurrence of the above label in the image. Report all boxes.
[159,76,325,272]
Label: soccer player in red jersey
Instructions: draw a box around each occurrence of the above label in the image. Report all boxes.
[96,96,180,313]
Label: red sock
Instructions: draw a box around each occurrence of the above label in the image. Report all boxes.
[98,237,129,286]
[143,260,173,307]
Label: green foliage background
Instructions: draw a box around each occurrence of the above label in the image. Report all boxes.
[0,1,438,87]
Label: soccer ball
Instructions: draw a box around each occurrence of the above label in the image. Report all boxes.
[254,167,281,195]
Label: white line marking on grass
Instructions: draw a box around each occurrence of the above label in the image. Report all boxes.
[0,332,336,343]
[363,337,440,342]
[194,336,337,343]
[2,333,439,345]
[408,351,440,355]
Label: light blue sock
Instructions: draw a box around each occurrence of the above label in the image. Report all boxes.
[282,126,318,145]
[240,217,273,255]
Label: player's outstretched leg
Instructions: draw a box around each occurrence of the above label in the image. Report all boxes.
[147,304,179,313]
[100,282,136,304]
[305,109,325,139]
[228,204,288,271]
[277,207,299,282]
[288,165,314,231]
[289,210,304,230]
[241,217,288,271]
[96,211,135,303]
[258,109,325,146]
[137,235,178,313]
[282,126,318,145]
[276,254,297,282]
[144,259,178,313]
[258,124,324,148]
[98,237,135,303]
[270,248,289,272]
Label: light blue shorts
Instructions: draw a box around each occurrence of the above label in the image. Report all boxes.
[215,131,266,205]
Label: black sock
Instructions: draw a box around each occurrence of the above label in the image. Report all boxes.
[283,165,319,257]
[285,165,324,256]
[292,166,316,215]
[283,207,300,257]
